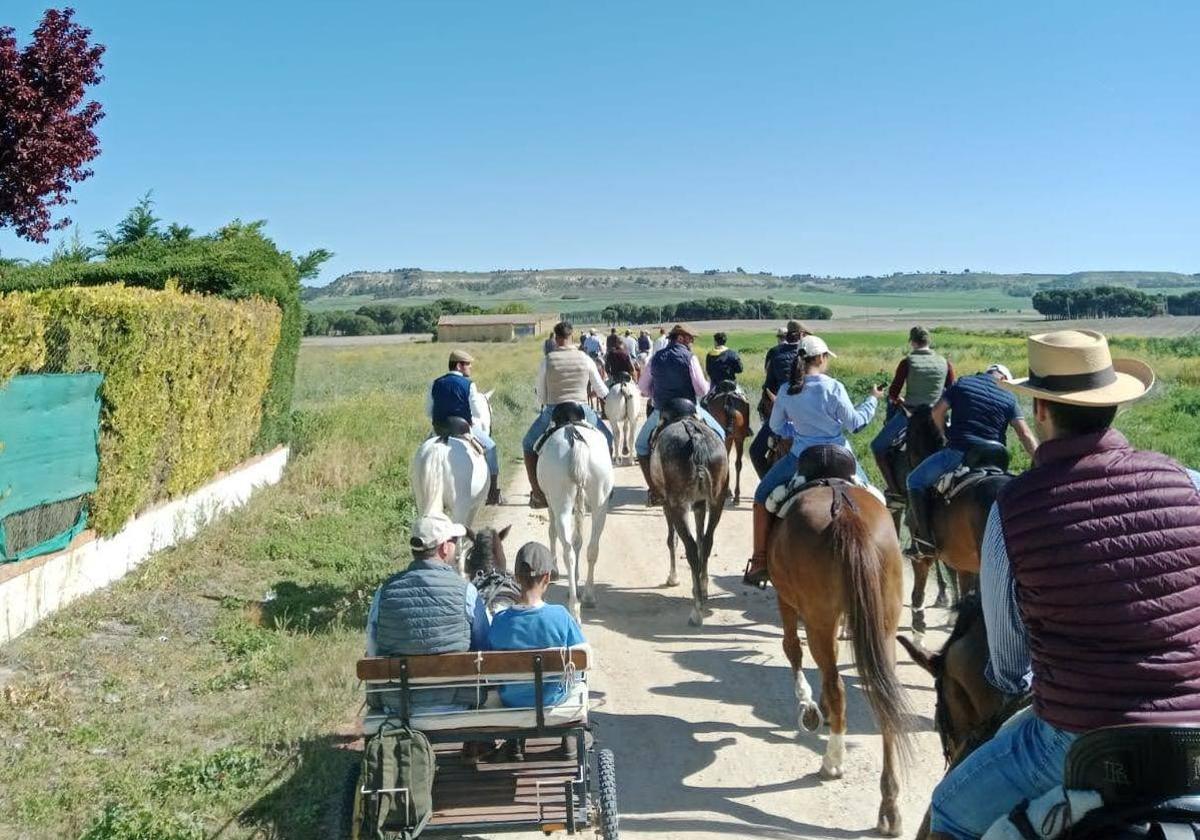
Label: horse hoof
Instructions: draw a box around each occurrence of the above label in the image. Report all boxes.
[876,807,902,837]
[818,760,843,781]
[688,609,704,627]
[666,574,679,587]
[582,595,597,609]
[799,702,823,733]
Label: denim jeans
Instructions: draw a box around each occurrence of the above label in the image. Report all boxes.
[753,450,868,505]
[906,447,965,493]
[930,708,1078,839]
[471,428,499,476]
[634,407,726,458]
[521,404,612,454]
[870,410,909,457]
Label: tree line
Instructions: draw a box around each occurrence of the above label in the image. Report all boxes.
[304,299,533,336]
[566,297,833,326]
[1032,286,1164,319]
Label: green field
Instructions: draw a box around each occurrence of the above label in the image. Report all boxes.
[1,329,1197,838]
[304,286,1033,318]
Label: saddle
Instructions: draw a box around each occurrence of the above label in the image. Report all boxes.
[765,445,861,516]
[999,726,1200,840]
[430,417,485,455]
[934,441,1012,502]
[532,401,594,453]
[648,398,703,452]
[609,371,633,386]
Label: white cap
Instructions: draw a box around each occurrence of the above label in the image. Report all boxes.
[800,335,837,359]
[986,363,1014,381]
[410,513,467,551]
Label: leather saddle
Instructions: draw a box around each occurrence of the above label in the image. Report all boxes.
[533,401,593,453]
[934,441,1012,501]
[649,398,701,451]
[765,444,860,516]
[711,379,739,396]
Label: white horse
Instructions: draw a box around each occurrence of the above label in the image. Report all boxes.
[410,390,494,529]
[537,423,614,620]
[603,380,640,466]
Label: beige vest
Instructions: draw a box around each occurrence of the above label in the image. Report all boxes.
[545,348,592,405]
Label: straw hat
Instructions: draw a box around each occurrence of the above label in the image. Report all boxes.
[1000,329,1154,406]
[668,323,699,339]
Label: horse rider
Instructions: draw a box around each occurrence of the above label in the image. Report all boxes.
[651,326,669,355]
[605,339,636,383]
[427,349,503,505]
[870,325,957,498]
[637,329,652,355]
[704,331,744,391]
[635,323,727,504]
[523,321,613,509]
[622,329,638,357]
[749,320,810,477]
[582,329,603,356]
[906,362,1038,554]
[928,329,1200,840]
[606,328,622,354]
[743,335,882,587]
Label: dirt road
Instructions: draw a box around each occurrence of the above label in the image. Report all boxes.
[481,458,952,839]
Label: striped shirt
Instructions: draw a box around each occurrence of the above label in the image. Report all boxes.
[982,467,1200,694]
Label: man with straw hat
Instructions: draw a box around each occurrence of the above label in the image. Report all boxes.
[634,323,727,504]
[928,330,1200,840]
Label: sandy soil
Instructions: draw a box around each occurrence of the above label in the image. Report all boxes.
[476,457,954,839]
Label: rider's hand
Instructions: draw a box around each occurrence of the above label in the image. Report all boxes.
[870,385,885,400]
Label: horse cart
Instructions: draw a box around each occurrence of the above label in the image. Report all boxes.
[345,647,619,838]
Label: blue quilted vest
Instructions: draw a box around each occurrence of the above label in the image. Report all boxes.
[650,341,696,405]
[431,373,472,424]
[946,372,1017,451]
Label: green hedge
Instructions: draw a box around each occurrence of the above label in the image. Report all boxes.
[0,224,301,448]
[0,285,281,535]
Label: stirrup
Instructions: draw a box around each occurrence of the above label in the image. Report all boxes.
[742,558,770,589]
[904,538,936,558]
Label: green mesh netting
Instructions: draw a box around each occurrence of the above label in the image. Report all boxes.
[0,373,103,562]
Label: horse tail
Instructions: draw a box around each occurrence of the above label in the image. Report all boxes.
[413,438,449,515]
[568,427,589,514]
[687,420,713,503]
[832,489,913,763]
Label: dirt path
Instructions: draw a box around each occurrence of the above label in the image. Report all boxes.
[479,458,954,839]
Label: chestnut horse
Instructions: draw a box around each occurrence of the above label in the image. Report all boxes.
[769,481,912,836]
[705,390,751,504]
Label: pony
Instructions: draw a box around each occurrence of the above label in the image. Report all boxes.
[603,374,641,466]
[411,426,488,529]
[536,418,614,620]
[651,408,729,626]
[769,479,912,836]
[705,389,752,505]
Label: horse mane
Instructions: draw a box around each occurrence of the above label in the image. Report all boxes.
[939,589,983,655]
[905,404,946,463]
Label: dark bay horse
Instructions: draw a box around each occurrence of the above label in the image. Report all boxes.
[705,389,751,504]
[651,409,729,626]
[905,406,1011,632]
[769,481,912,836]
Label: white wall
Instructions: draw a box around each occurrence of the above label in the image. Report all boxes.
[0,447,290,644]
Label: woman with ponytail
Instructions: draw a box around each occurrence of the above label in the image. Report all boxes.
[743,335,884,587]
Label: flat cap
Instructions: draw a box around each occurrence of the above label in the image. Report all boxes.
[449,349,474,364]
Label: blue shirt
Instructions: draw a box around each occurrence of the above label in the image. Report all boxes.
[768,373,878,457]
[944,373,1021,451]
[981,467,1200,695]
[486,603,585,708]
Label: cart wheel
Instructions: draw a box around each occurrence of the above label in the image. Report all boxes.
[341,762,365,840]
[596,748,619,839]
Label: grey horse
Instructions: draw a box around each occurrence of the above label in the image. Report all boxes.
[650,400,730,626]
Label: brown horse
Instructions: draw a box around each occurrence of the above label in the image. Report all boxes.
[769,481,912,836]
[905,406,1011,632]
[897,595,1028,839]
[651,410,729,625]
[705,390,751,504]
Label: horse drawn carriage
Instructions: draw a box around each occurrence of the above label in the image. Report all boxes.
[344,646,618,839]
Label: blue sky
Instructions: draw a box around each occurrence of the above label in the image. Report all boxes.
[2,2,1197,285]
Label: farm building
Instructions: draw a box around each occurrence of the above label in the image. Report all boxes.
[436,313,559,342]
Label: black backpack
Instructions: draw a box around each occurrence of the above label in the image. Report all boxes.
[357,721,436,839]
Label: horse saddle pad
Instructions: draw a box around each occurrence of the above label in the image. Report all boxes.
[766,446,865,516]
[430,420,484,456]
[934,464,1009,502]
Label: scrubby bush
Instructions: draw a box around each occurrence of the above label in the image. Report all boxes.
[0,285,280,534]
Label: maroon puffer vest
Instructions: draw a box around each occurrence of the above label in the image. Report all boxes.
[998,429,1200,733]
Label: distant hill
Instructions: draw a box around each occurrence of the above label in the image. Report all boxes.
[304,267,1199,302]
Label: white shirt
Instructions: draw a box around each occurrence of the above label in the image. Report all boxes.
[622,336,638,356]
[652,335,669,354]
[424,370,488,427]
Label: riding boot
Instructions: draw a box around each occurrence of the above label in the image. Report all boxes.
[524,452,547,509]
[742,503,773,588]
[486,474,504,506]
[874,452,904,508]
[637,456,661,506]
[906,488,936,556]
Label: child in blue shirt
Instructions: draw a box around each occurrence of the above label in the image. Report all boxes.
[487,541,585,708]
